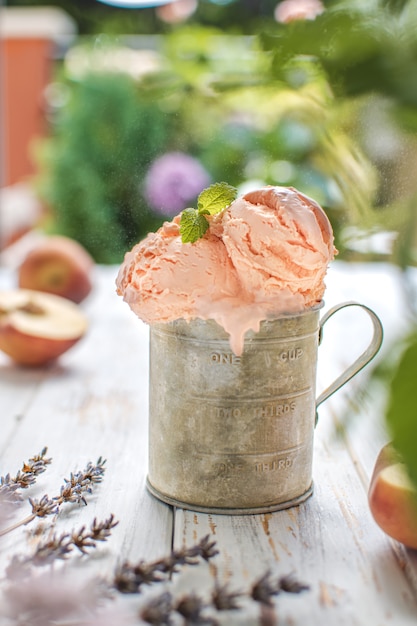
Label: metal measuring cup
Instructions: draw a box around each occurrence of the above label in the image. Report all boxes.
[146,301,383,514]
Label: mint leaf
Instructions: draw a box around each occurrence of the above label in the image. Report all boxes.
[180,208,210,243]
[179,182,238,243]
[197,182,238,216]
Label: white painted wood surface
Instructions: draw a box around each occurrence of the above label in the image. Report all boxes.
[0,261,416,625]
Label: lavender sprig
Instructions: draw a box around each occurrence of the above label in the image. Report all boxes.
[54,456,106,506]
[153,535,219,575]
[0,447,51,508]
[251,570,310,606]
[114,535,218,595]
[0,457,106,537]
[6,515,118,580]
[138,571,309,626]
[71,515,118,555]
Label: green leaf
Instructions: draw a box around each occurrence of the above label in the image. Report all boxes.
[197,182,238,216]
[180,208,210,243]
[179,182,238,243]
[386,332,417,487]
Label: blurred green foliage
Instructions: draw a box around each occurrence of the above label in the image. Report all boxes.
[36,23,377,261]
[385,332,417,486]
[259,0,417,263]
[36,71,167,263]
[34,0,417,270]
[154,24,377,247]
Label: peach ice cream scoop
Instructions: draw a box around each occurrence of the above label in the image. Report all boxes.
[215,186,336,309]
[116,185,336,355]
[116,218,242,327]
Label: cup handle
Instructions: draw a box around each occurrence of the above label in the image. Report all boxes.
[315,301,383,413]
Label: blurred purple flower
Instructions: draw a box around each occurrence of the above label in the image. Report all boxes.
[144,152,211,216]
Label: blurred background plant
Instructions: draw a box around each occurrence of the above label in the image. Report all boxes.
[3,0,417,484]
[36,70,169,263]
[32,11,378,264]
[25,0,417,268]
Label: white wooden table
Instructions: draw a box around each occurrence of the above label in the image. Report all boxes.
[1,260,417,625]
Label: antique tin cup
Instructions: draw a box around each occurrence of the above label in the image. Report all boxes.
[146,302,383,514]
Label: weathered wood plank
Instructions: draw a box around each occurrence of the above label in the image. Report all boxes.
[0,266,173,581]
[173,425,417,625]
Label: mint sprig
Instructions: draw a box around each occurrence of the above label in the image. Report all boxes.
[180,208,210,243]
[180,182,238,243]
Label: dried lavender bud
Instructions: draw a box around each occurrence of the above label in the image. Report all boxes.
[4,448,52,494]
[211,583,243,611]
[278,573,310,594]
[251,571,280,606]
[10,470,37,489]
[70,525,96,555]
[53,458,107,507]
[65,458,106,491]
[30,532,73,566]
[54,482,86,506]
[133,562,166,586]
[196,535,219,562]
[70,515,118,554]
[140,591,173,625]
[29,495,59,518]
[82,457,106,484]
[90,515,118,542]
[158,547,200,572]
[23,447,52,475]
[113,557,169,594]
[157,535,219,574]
[114,556,175,592]
[113,564,137,594]
[153,554,186,576]
[174,592,208,622]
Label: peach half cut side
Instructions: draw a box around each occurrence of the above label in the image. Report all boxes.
[0,289,88,366]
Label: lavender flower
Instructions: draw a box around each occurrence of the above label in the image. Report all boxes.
[144,152,211,216]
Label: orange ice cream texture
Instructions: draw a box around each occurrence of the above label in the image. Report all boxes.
[116,186,336,355]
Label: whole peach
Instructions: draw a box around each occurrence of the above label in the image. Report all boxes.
[368,443,417,549]
[18,236,94,303]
